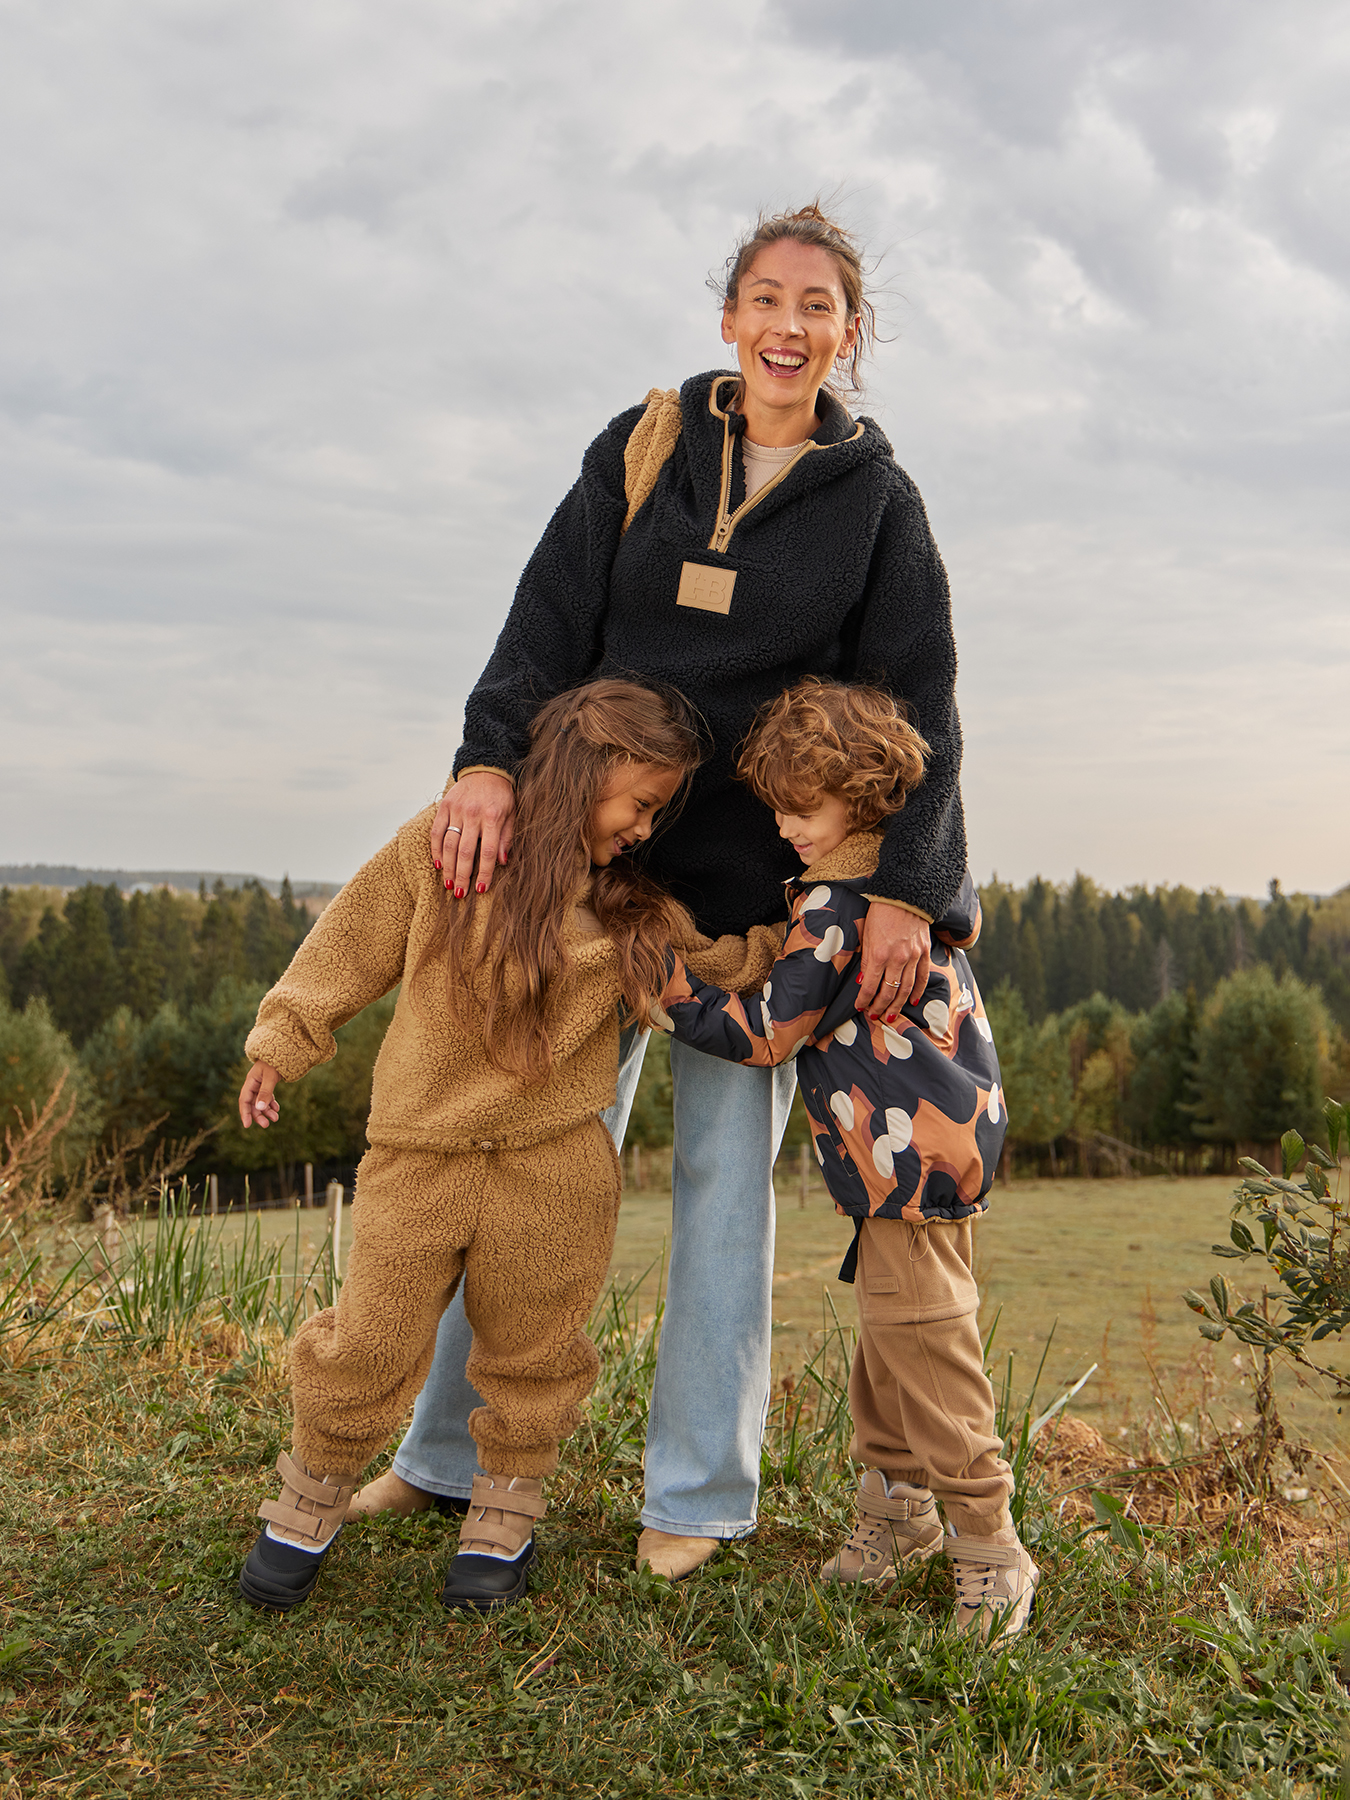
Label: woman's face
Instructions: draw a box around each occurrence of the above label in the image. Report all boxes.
[721,240,857,424]
[587,761,684,867]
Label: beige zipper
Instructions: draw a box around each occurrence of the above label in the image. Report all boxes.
[706,414,816,554]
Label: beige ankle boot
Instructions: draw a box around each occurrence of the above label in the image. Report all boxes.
[821,1470,944,1588]
[945,1525,1039,1641]
[347,1469,436,1519]
[635,1530,722,1580]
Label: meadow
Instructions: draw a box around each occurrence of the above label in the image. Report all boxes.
[1,1165,1346,1798]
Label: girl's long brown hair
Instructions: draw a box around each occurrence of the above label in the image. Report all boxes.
[424,678,703,1085]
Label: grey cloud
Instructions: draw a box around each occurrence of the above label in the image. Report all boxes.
[1,0,1345,892]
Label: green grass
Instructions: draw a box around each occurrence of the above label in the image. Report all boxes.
[2,1261,1348,1798]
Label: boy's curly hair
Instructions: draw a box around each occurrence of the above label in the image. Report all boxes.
[737,677,929,829]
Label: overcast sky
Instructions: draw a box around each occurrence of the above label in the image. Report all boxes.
[4,0,1347,896]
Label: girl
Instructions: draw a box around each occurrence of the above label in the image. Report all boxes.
[654,679,1038,1641]
[234,678,778,1616]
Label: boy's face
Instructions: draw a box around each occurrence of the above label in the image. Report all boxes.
[776,793,851,866]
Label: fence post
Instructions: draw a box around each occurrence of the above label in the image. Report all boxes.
[304,1163,314,1209]
[799,1142,809,1210]
[325,1182,345,1280]
[208,1173,219,1218]
[631,1143,643,1191]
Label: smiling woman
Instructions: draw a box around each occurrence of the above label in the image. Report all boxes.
[350,200,971,1587]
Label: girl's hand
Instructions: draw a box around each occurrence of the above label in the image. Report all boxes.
[857,904,932,1019]
[239,1062,281,1130]
[430,772,517,899]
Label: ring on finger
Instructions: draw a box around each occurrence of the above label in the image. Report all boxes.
[446,826,463,835]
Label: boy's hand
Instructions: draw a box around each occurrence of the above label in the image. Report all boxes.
[239,1062,281,1130]
[430,771,516,899]
[858,905,932,1019]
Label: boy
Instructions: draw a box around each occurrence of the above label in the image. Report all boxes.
[656,678,1038,1640]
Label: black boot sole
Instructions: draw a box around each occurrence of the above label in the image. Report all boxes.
[238,1537,330,1611]
[441,1541,536,1613]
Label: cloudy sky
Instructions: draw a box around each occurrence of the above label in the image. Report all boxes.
[4,0,1347,895]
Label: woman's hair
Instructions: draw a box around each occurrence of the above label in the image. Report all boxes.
[713,200,876,395]
[426,678,703,1085]
[737,677,928,830]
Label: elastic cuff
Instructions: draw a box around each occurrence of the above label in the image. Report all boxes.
[451,763,516,790]
[863,892,935,924]
[475,1445,559,1480]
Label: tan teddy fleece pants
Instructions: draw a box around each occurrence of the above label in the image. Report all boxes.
[847,1217,1014,1536]
[287,1118,621,1481]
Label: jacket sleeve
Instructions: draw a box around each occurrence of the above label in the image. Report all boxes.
[244,826,418,1082]
[658,887,861,1068]
[847,479,968,921]
[932,872,982,949]
[452,405,645,779]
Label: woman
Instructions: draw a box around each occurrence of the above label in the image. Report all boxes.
[351,203,968,1581]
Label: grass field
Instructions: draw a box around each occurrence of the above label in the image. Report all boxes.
[192,1167,1346,1474]
[3,1174,1344,1797]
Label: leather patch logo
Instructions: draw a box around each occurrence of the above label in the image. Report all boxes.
[676,562,736,615]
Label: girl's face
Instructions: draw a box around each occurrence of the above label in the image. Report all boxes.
[776,793,851,866]
[720,240,857,424]
[588,761,684,867]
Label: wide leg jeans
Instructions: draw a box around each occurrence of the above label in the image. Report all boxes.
[390,1027,796,1537]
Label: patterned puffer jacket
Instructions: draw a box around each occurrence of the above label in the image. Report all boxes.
[658,832,1006,1234]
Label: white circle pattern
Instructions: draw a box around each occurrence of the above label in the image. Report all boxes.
[885,1107,913,1151]
[833,1018,857,1048]
[880,1023,913,1059]
[830,1090,855,1131]
[923,999,950,1035]
[814,925,845,962]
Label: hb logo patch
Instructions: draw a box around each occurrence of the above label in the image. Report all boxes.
[676,562,736,615]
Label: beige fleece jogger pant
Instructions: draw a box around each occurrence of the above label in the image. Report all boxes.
[847,1217,1014,1536]
[287,1117,621,1481]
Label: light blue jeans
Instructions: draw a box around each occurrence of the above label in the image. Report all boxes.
[391,1026,797,1538]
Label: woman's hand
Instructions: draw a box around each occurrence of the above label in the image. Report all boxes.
[239,1062,280,1130]
[857,904,932,1019]
[430,771,517,898]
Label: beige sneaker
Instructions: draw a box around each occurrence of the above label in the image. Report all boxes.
[945,1529,1039,1641]
[636,1530,722,1579]
[820,1471,944,1588]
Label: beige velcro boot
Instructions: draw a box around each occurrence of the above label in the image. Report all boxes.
[238,1451,356,1611]
[441,1474,547,1613]
[945,1528,1040,1641]
[820,1470,943,1588]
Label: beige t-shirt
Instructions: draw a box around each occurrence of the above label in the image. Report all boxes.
[741,436,810,500]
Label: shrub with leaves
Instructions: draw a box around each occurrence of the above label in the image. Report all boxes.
[1183,1099,1348,1400]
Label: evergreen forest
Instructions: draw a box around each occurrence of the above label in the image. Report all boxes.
[1,870,1347,1199]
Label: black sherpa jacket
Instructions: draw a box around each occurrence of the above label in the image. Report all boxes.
[455,370,966,937]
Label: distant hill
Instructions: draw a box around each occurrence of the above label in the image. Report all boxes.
[0,864,341,901]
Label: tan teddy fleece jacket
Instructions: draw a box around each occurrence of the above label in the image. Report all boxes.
[245,806,781,1156]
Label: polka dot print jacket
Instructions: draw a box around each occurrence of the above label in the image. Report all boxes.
[658,832,1006,1225]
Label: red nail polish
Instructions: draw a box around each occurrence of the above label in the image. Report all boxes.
[444,879,451,890]
[454,887,465,899]
[434,860,441,870]
[885,1013,896,1023]
[476,882,486,895]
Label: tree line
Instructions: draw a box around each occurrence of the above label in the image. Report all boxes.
[965,873,1350,1032]
[0,872,1346,1198]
